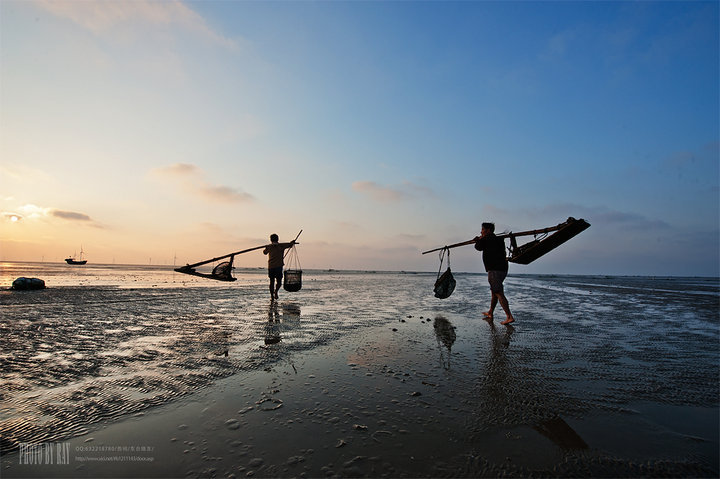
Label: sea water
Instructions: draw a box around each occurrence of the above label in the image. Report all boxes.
[1,262,718,474]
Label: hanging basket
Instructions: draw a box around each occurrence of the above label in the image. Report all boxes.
[283,244,302,292]
[283,269,302,292]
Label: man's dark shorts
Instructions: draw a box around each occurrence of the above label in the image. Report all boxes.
[268,267,283,280]
[487,270,507,293]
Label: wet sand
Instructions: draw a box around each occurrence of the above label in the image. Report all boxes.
[1,264,718,477]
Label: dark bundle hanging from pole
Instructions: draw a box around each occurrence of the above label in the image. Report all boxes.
[433,247,456,299]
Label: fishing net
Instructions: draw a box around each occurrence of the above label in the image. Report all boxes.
[283,244,302,292]
[433,247,456,299]
[211,256,234,281]
[508,217,591,265]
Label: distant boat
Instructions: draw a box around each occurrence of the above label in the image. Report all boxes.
[65,247,87,265]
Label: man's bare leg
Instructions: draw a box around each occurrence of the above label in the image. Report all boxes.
[497,293,515,325]
[484,294,498,320]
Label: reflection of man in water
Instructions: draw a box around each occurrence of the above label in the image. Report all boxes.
[481,320,513,408]
[265,302,281,344]
[263,233,296,300]
[474,222,515,325]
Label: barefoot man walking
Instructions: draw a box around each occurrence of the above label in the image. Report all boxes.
[474,222,515,325]
[263,233,296,300]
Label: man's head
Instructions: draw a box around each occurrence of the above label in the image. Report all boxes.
[481,222,495,236]
[270,234,279,243]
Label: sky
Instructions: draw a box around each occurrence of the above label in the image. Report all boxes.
[1,0,718,276]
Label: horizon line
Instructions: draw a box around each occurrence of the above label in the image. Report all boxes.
[1,260,718,279]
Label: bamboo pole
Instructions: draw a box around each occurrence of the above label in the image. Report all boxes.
[283,230,303,259]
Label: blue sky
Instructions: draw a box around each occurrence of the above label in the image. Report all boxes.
[1,1,718,276]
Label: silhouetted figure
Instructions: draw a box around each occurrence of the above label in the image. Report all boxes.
[263,233,296,300]
[474,222,515,325]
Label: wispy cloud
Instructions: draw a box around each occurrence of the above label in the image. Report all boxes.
[482,203,669,231]
[352,180,436,203]
[591,210,669,230]
[157,163,198,176]
[51,209,105,228]
[151,163,255,204]
[36,0,238,50]
[2,204,102,227]
[17,204,48,219]
[661,143,719,178]
[352,181,404,202]
[539,28,578,62]
[198,185,254,203]
[50,210,94,222]
[330,220,362,231]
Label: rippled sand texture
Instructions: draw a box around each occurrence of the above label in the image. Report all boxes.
[1,263,718,477]
[0,265,406,454]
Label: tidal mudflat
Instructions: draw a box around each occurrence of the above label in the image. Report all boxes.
[1,263,718,477]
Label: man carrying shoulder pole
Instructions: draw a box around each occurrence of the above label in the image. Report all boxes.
[474,222,515,325]
[263,233,296,300]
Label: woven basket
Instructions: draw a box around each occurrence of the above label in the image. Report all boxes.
[283,269,302,292]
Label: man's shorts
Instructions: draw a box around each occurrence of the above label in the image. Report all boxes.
[268,267,283,280]
[487,270,507,294]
